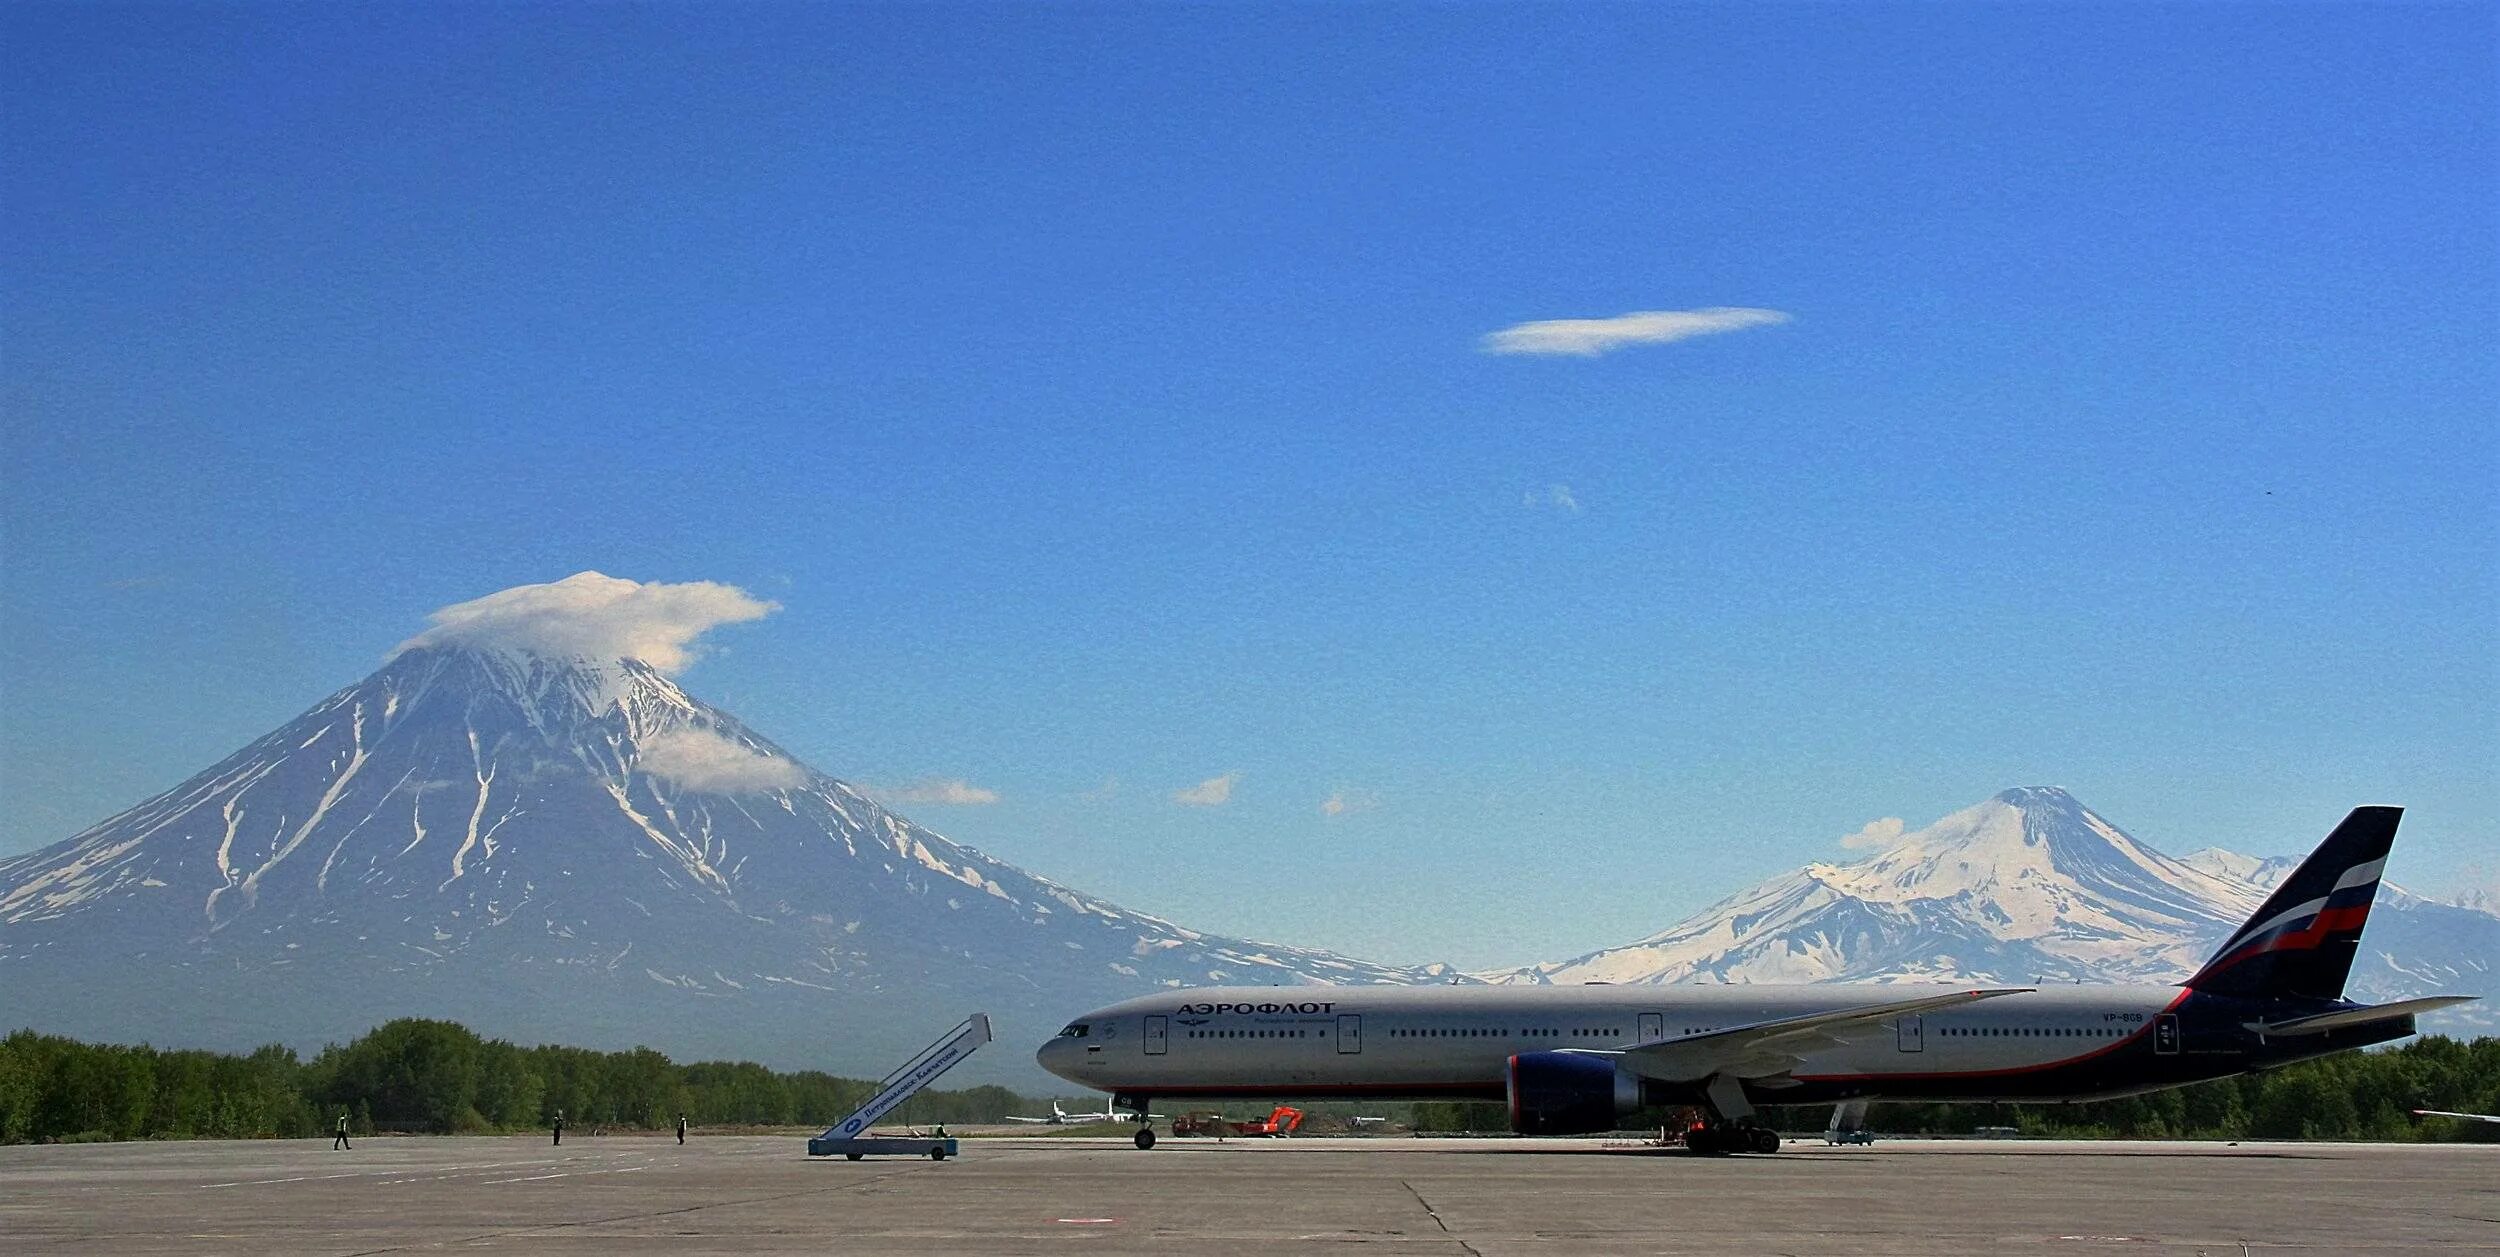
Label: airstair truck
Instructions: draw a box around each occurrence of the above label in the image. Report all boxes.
[808,1014,991,1161]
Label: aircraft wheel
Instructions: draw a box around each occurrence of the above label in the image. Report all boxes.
[1685,1128,1719,1155]
[1748,1128,1780,1154]
[1134,1127,1158,1150]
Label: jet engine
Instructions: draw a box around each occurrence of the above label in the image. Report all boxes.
[1505,1050,1644,1135]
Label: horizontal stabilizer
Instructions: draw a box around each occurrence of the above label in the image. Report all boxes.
[1581,987,2033,1083]
[2244,995,2478,1037]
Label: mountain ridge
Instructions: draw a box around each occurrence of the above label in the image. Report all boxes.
[0,643,1454,1079]
[1476,787,2494,1031]
[7,645,2490,1076]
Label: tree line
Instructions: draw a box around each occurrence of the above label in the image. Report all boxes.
[0,1018,1037,1144]
[8,1020,2494,1145]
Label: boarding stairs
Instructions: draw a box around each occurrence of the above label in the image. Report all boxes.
[808,1013,993,1160]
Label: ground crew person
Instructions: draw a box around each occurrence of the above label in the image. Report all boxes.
[333,1112,352,1151]
[676,1114,688,1145]
[552,1109,566,1146]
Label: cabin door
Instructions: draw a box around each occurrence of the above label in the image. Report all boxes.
[1897,1015,1925,1053]
[1336,1013,1362,1054]
[1144,1015,1168,1056]
[1637,1012,1664,1043]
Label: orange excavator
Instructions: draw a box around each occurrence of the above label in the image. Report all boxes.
[1170,1105,1306,1137]
[1226,1105,1305,1137]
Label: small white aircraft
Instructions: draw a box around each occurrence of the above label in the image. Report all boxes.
[2412,1109,2500,1124]
[1003,1098,1163,1126]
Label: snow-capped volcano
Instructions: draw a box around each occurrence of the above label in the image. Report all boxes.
[0,638,1449,1074]
[1482,787,2495,1030]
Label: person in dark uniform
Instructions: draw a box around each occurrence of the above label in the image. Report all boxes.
[552,1109,566,1146]
[675,1114,688,1145]
[333,1112,352,1151]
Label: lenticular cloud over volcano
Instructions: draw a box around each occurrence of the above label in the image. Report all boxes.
[393,571,779,673]
[638,726,808,792]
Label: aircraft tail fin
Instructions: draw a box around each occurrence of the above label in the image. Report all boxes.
[2187,806,2400,1001]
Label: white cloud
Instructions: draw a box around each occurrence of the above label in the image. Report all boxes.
[1522,484,1582,515]
[1320,788,1380,819]
[1841,817,1906,851]
[871,778,1003,806]
[1481,307,1790,357]
[395,571,778,673]
[638,727,807,793]
[1172,772,1239,807]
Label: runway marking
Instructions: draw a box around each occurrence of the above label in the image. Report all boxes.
[481,1165,650,1185]
[1053,1217,1121,1225]
[201,1171,366,1189]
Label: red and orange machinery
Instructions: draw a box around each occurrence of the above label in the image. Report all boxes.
[1171,1105,1306,1137]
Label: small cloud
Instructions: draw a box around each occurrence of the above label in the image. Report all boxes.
[1320,788,1380,819]
[1841,817,1906,851]
[871,778,1003,806]
[1481,307,1789,357]
[1172,772,1239,807]
[638,727,807,793]
[395,571,778,673]
[1522,484,1582,515]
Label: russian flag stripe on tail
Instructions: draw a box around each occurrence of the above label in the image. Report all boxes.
[2186,807,2401,1001]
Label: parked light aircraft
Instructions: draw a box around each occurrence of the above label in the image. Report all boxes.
[2412,1109,2500,1125]
[1002,1098,1162,1125]
[1040,806,2477,1153]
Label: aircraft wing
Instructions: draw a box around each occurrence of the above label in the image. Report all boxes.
[2245,995,2479,1037]
[1000,1116,1055,1124]
[1573,987,2034,1083]
[2413,1109,2500,1124]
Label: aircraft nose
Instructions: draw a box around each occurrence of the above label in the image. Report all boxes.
[1036,1035,1072,1079]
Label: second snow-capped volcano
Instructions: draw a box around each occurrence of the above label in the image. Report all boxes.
[1484,788,2269,987]
[1481,786,2493,1032]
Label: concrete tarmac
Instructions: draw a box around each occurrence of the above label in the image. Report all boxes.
[2,1133,2494,1255]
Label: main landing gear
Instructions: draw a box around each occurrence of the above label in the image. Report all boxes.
[1117,1093,1157,1149]
[1685,1125,1780,1156]
[1686,1075,1781,1154]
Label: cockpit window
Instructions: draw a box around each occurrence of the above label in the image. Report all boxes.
[1058,1023,1090,1039]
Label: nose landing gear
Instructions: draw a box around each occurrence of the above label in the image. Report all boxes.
[1116,1092,1157,1149]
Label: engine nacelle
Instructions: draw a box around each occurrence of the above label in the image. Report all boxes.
[1506,1050,1642,1135]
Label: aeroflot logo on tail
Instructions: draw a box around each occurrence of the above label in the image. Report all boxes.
[1175,1001,1339,1015]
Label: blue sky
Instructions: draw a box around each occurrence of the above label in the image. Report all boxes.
[3,2,2493,969]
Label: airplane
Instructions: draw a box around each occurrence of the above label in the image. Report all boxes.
[1039,805,2478,1153]
[1001,1097,1164,1126]
[2411,1109,2500,1124]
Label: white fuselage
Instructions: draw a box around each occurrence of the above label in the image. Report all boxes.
[1039,983,2199,1106]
